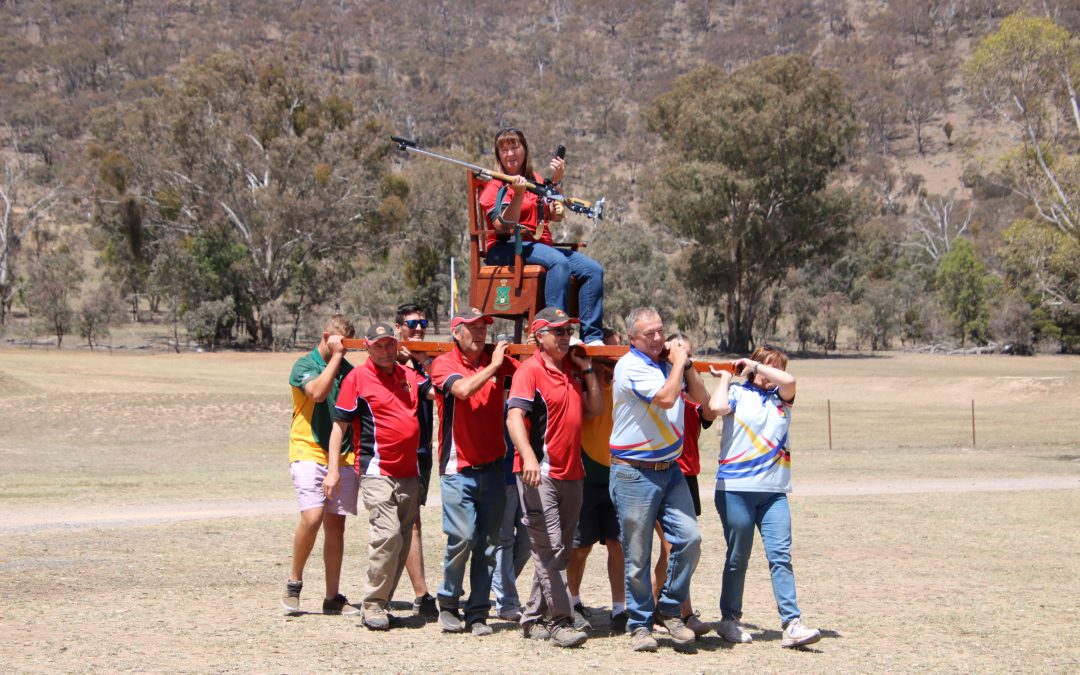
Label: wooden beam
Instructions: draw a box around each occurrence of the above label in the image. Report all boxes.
[340,339,736,373]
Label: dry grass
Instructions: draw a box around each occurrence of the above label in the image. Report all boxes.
[1,348,1078,672]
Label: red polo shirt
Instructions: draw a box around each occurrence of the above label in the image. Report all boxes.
[479,173,555,250]
[333,358,431,478]
[507,352,585,480]
[431,347,518,475]
[676,395,712,477]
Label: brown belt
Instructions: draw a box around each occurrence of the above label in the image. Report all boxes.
[611,456,676,472]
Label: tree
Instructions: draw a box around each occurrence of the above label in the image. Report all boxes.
[78,284,124,350]
[786,286,818,353]
[149,240,200,353]
[183,297,236,352]
[966,14,1080,238]
[25,247,84,348]
[396,158,469,333]
[588,220,674,329]
[907,189,973,261]
[990,291,1034,355]
[95,48,399,348]
[998,218,1080,351]
[0,127,63,324]
[898,61,949,155]
[935,238,991,347]
[646,56,860,352]
[855,277,902,351]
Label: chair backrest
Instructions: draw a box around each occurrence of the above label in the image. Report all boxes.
[466,170,489,282]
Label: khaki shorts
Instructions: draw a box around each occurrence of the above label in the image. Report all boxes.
[290,460,359,516]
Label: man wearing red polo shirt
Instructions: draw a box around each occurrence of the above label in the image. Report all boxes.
[326,322,434,631]
[507,307,602,648]
[430,307,518,636]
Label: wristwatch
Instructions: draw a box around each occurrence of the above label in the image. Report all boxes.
[683,358,694,371]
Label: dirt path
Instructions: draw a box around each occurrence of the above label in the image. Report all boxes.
[3,476,1076,535]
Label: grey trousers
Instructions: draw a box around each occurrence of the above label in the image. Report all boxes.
[360,475,419,610]
[517,475,584,625]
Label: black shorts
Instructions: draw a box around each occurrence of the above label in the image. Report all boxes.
[685,473,701,517]
[573,481,620,548]
[417,451,433,506]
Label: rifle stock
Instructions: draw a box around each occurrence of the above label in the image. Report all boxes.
[340,339,736,374]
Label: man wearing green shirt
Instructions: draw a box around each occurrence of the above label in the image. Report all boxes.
[281,314,359,616]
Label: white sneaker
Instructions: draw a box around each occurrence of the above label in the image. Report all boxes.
[569,337,583,346]
[781,617,821,648]
[717,618,752,643]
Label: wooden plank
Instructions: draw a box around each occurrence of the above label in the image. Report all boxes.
[340,340,736,373]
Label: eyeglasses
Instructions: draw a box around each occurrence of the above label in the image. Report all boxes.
[539,327,574,337]
[403,319,428,329]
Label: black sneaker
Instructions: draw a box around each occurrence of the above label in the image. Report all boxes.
[571,603,592,631]
[322,593,360,616]
[412,593,438,618]
[281,579,303,615]
[610,611,628,634]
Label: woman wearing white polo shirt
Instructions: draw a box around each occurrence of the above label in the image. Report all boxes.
[707,345,821,649]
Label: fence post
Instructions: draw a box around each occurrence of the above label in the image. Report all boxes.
[971,399,976,448]
[827,398,833,450]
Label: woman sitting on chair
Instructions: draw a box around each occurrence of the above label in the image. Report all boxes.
[479,128,605,346]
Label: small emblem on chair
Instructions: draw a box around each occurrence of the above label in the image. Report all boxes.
[495,284,511,310]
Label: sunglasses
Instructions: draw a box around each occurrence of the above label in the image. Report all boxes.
[403,319,428,329]
[539,327,574,337]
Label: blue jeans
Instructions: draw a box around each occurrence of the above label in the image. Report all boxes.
[714,491,801,625]
[491,483,530,614]
[486,241,604,343]
[437,463,506,624]
[609,463,701,630]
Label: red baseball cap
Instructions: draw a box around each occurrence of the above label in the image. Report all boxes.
[531,307,580,333]
[451,307,494,329]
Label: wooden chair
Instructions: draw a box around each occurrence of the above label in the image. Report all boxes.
[466,171,580,341]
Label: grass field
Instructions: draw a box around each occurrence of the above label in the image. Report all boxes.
[1,348,1078,672]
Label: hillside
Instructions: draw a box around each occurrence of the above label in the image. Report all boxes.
[1,0,1078,352]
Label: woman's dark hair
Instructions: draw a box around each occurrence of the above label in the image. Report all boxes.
[494,127,535,179]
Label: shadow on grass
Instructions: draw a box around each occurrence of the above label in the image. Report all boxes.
[699,348,891,361]
[492,618,523,634]
[674,635,734,654]
[751,625,842,652]
[387,614,427,630]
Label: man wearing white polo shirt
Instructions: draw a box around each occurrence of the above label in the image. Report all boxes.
[609,306,710,652]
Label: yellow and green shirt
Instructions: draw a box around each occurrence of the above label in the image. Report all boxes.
[289,348,354,466]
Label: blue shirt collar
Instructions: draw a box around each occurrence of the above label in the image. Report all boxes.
[629,346,669,373]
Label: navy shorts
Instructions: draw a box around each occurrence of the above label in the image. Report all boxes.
[573,481,620,548]
[417,452,433,506]
[685,473,701,517]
